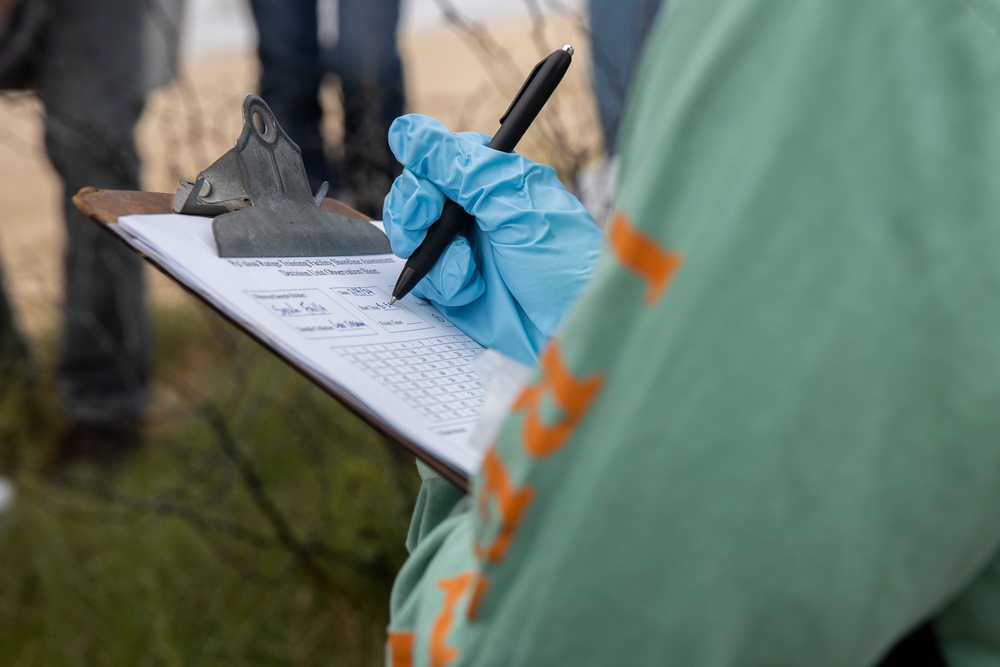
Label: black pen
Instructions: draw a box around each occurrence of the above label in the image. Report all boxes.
[389,44,574,305]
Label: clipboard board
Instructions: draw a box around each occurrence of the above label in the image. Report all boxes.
[74,186,473,492]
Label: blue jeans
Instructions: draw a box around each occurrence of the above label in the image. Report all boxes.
[587,0,665,153]
[248,0,405,216]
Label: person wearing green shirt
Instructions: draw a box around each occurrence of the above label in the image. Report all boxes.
[379,0,1000,663]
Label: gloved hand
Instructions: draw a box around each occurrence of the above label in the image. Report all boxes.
[383,114,603,365]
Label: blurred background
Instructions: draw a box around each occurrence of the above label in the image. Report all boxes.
[0,0,611,663]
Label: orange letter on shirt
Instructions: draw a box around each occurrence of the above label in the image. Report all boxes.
[608,210,683,305]
[513,342,604,458]
[388,631,415,667]
[431,572,475,667]
[475,448,535,564]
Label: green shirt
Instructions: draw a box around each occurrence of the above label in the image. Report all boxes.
[387,0,1000,664]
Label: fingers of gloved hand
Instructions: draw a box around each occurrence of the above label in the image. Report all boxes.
[381,168,487,307]
[382,131,491,308]
[382,168,447,258]
[388,114,536,223]
[407,234,486,307]
[382,127,492,252]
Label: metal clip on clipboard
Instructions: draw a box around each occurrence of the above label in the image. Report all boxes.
[173,94,392,258]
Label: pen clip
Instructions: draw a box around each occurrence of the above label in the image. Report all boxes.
[498,53,549,125]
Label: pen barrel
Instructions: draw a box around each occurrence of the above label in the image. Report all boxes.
[488,48,572,153]
[399,199,473,283]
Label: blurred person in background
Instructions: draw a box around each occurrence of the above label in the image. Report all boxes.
[379,0,1000,663]
[248,0,405,219]
[0,0,183,468]
[579,0,664,224]
[588,0,665,159]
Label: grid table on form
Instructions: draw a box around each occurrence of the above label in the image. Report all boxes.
[336,336,486,423]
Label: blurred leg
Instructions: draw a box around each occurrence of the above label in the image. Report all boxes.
[36,0,151,431]
[334,0,405,217]
[581,0,664,225]
[248,0,332,191]
[587,0,665,153]
[0,257,27,375]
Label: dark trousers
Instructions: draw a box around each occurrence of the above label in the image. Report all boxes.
[248,0,405,217]
[33,0,153,426]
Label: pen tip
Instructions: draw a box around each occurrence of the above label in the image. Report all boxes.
[562,44,574,56]
[388,297,397,306]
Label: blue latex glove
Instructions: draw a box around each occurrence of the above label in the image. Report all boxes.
[382,114,603,365]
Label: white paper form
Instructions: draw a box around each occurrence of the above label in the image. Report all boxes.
[115,213,490,478]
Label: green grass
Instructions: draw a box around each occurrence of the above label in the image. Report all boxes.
[0,299,420,665]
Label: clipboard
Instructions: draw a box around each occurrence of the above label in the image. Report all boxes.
[74,186,473,492]
[71,96,504,491]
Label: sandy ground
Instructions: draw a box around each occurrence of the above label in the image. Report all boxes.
[0,14,601,338]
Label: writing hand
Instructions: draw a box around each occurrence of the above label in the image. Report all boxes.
[383,114,603,364]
